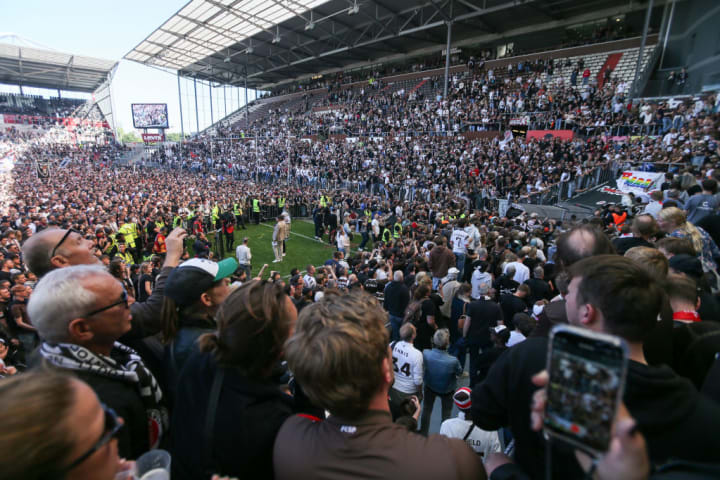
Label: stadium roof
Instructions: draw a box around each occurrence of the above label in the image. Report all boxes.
[0,42,117,93]
[125,0,663,90]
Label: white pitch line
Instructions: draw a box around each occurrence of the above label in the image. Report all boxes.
[259,222,325,243]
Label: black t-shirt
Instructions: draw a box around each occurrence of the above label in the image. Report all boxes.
[466,299,503,347]
[500,294,527,330]
[137,274,154,302]
[612,236,654,255]
[524,278,551,304]
[413,298,437,351]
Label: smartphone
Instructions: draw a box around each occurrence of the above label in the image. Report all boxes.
[543,324,629,457]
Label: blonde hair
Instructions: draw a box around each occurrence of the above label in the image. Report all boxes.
[624,246,669,278]
[285,291,389,418]
[0,371,77,479]
[658,207,703,254]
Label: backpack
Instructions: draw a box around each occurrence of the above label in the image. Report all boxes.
[403,300,423,326]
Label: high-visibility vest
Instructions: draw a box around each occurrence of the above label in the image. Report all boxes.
[118,223,136,248]
[319,195,327,208]
[382,228,391,243]
[117,251,133,264]
[233,203,242,216]
[364,209,372,220]
[252,199,260,213]
[173,216,182,228]
[278,197,286,209]
[156,221,165,230]
[211,205,220,223]
[393,222,402,239]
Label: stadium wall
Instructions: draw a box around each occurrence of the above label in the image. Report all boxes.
[655,0,720,94]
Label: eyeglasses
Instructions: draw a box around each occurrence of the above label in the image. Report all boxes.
[83,289,129,317]
[50,229,81,258]
[56,404,123,475]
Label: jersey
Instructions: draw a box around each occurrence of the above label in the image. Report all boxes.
[439,414,502,459]
[450,229,470,254]
[391,340,423,394]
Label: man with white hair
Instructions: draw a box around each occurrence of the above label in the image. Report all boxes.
[28,265,167,460]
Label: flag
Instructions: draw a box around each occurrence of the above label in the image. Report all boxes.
[36,161,50,179]
[499,130,514,151]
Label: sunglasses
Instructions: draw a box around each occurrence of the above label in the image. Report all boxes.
[56,404,123,475]
[82,289,129,317]
[50,229,81,258]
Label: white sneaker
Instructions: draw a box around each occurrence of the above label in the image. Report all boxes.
[283,253,287,256]
[272,259,280,263]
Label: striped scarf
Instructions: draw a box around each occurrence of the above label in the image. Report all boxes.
[40,341,168,449]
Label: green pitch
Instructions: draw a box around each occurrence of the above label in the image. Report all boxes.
[205,219,370,277]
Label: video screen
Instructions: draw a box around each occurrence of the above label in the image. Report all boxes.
[131,104,168,129]
[545,333,624,452]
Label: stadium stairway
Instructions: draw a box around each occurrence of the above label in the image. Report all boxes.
[597,53,623,88]
[410,79,429,95]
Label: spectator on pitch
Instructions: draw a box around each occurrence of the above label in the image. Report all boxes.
[390,323,424,412]
[476,254,720,478]
[463,282,503,387]
[420,328,463,435]
[160,257,237,403]
[172,280,302,480]
[275,291,485,479]
[0,371,134,480]
[440,387,501,460]
[384,270,410,342]
[29,265,168,459]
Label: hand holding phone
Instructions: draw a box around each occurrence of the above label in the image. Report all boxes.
[541,325,629,457]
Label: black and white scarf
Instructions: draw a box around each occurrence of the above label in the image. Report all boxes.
[40,341,168,449]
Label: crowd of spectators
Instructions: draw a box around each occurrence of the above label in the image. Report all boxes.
[0,45,720,479]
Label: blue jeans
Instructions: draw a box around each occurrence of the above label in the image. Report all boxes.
[449,337,467,371]
[389,314,403,342]
[432,276,442,291]
[454,252,466,280]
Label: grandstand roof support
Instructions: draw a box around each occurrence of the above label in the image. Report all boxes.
[632,0,654,98]
[194,77,200,134]
[443,0,453,100]
[178,72,185,140]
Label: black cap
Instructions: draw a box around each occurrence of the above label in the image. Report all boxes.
[669,254,703,279]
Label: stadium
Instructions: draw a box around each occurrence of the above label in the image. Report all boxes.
[1,0,720,478]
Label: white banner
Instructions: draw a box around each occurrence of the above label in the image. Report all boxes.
[616,170,664,195]
[498,199,509,217]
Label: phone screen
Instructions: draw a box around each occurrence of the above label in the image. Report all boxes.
[544,328,627,454]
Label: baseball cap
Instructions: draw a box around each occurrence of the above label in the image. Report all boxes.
[165,257,238,307]
[453,387,472,410]
[669,254,703,279]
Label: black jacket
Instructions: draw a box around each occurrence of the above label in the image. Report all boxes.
[472,336,720,479]
[171,352,295,480]
[30,356,152,460]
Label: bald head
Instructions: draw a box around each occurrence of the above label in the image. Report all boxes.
[555,225,615,269]
[632,214,657,240]
[22,228,99,278]
[22,228,64,278]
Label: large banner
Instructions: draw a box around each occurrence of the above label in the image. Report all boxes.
[142,133,165,144]
[526,130,574,141]
[616,170,664,195]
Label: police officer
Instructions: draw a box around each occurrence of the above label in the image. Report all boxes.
[233,201,246,229]
[252,197,261,225]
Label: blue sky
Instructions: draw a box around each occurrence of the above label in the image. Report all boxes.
[2,1,256,133]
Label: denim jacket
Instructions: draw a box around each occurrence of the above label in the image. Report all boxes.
[423,348,462,394]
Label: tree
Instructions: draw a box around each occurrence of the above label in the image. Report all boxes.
[166,132,187,142]
[117,127,141,144]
